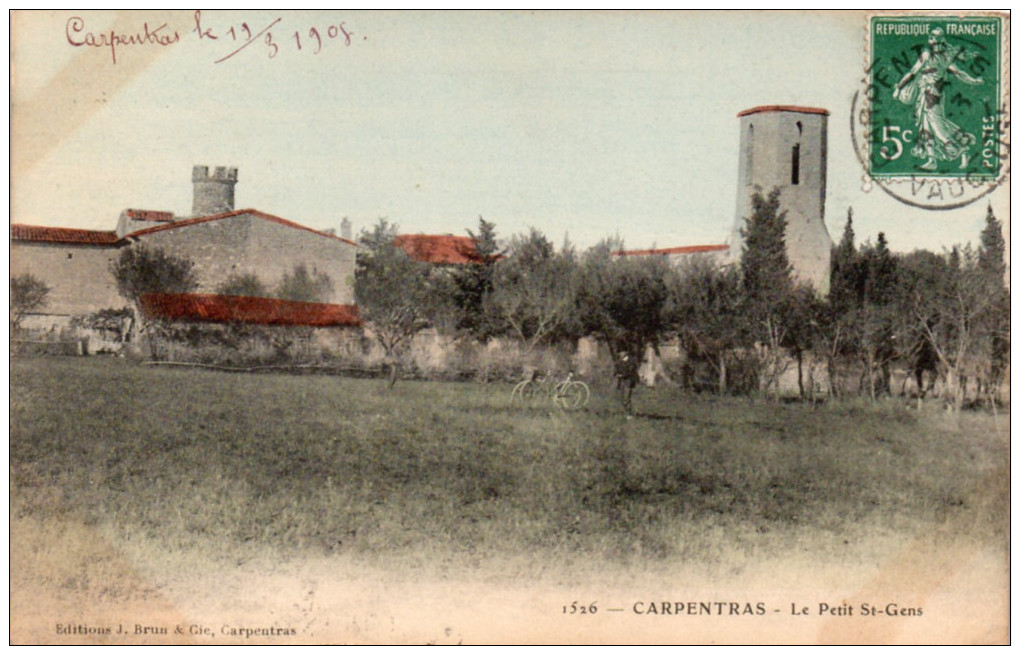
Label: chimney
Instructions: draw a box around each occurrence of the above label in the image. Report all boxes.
[340,217,353,240]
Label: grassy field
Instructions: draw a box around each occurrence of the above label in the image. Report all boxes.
[11,356,1007,578]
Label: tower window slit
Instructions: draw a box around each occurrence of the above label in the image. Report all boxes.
[791,143,800,185]
[745,125,754,185]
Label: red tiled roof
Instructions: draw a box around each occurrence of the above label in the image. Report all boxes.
[394,234,490,264]
[613,244,730,257]
[126,209,357,246]
[123,209,174,222]
[139,293,361,327]
[737,105,830,117]
[11,223,120,245]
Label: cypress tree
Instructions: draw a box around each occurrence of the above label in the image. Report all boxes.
[453,217,500,338]
[978,204,1006,283]
[740,188,793,304]
[830,207,860,312]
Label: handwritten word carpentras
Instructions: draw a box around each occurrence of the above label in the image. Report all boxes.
[65,16,180,64]
[64,12,361,65]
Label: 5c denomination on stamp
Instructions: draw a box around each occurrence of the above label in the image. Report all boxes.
[853,13,1009,209]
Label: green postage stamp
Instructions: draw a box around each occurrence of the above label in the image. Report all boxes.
[868,15,1005,182]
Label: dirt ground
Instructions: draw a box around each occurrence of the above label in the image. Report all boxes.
[10,513,1008,645]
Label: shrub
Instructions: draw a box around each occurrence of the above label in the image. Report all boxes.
[275,264,333,303]
[217,272,270,298]
[111,245,198,303]
[10,273,51,333]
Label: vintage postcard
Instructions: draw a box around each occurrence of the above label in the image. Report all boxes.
[10,10,1009,644]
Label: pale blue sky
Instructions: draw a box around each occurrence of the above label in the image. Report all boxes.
[11,10,1009,255]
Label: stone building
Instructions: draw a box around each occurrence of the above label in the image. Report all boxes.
[11,165,359,330]
[192,165,238,218]
[115,209,175,238]
[10,225,126,327]
[124,208,356,306]
[617,105,832,294]
[728,105,832,294]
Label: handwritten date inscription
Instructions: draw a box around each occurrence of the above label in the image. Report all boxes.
[65,11,361,65]
[193,11,356,64]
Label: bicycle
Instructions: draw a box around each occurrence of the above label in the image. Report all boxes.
[511,371,590,410]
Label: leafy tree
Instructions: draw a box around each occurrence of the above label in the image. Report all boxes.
[817,209,862,397]
[783,284,825,401]
[112,245,198,304]
[10,273,51,334]
[356,219,432,387]
[111,244,198,354]
[670,256,747,394]
[577,239,673,412]
[485,229,579,353]
[452,217,501,339]
[217,272,270,298]
[893,250,944,398]
[275,263,333,303]
[900,244,1002,410]
[421,267,463,338]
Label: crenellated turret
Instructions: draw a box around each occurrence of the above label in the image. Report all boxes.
[191,165,238,218]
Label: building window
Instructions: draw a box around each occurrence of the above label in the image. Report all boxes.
[791,143,800,185]
[67,252,73,260]
[744,125,754,185]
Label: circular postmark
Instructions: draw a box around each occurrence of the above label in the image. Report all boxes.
[852,14,1010,210]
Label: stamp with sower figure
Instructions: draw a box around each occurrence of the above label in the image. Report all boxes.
[854,14,1008,209]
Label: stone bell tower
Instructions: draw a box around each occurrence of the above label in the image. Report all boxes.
[729,105,832,294]
[191,165,238,218]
